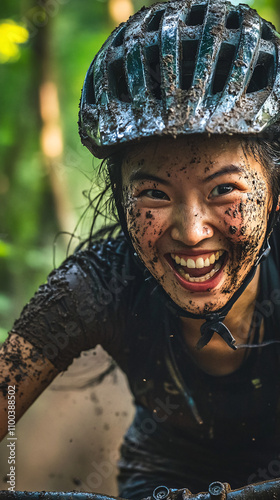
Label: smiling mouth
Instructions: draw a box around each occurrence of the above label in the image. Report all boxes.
[170,251,226,283]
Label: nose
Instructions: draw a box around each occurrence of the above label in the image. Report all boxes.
[170,202,214,246]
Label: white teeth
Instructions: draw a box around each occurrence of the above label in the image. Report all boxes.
[186,258,195,268]
[178,262,222,283]
[196,257,204,269]
[172,251,224,269]
[209,254,215,264]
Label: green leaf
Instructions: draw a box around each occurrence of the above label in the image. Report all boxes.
[0,239,11,258]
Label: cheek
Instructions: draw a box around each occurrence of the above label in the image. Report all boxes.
[125,204,167,258]
[220,171,269,243]
[222,195,268,244]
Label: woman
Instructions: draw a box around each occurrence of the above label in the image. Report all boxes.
[1,0,280,498]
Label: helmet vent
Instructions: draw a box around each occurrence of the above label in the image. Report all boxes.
[212,43,236,94]
[226,11,240,30]
[146,45,162,100]
[147,9,165,32]
[85,70,96,105]
[246,52,274,93]
[113,27,126,47]
[181,40,199,90]
[261,22,273,41]
[109,59,131,103]
[186,4,206,26]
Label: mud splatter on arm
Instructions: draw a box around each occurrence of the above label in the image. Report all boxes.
[0,333,58,441]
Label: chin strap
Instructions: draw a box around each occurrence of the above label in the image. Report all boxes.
[182,238,271,350]
[133,237,271,350]
[195,234,272,350]
[196,314,236,350]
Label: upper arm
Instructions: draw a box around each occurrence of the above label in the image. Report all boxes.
[0,238,139,440]
[10,239,137,371]
[0,333,59,441]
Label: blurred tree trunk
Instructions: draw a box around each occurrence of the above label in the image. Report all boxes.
[31,0,76,239]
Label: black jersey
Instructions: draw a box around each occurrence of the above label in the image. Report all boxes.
[11,231,280,499]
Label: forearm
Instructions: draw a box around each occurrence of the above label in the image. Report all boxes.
[0,333,59,441]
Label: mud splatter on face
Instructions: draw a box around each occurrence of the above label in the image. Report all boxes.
[122,135,272,316]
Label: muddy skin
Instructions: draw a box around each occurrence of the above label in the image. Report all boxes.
[122,135,272,317]
[146,211,153,219]
[0,334,56,400]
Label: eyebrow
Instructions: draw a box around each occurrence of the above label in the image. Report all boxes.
[129,164,244,185]
[129,172,170,186]
[205,165,244,182]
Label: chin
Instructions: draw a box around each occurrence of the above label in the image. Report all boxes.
[158,272,243,316]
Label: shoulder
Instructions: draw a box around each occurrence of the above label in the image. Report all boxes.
[52,233,141,291]
[77,233,136,271]
[11,234,144,371]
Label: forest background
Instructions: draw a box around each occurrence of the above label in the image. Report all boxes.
[1,0,279,339]
[0,0,280,496]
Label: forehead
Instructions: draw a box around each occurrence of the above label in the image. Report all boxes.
[121,135,264,182]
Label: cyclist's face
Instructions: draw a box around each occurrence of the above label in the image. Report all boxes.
[122,135,273,315]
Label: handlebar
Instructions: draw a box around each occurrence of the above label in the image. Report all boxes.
[1,478,280,500]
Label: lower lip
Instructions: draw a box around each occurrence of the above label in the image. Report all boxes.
[166,255,227,292]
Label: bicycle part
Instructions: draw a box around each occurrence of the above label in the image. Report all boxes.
[1,478,280,499]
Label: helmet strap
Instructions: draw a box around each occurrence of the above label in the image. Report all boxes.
[165,235,272,351]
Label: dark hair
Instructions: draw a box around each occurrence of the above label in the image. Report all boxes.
[244,136,280,206]
[78,135,280,251]
[73,155,122,252]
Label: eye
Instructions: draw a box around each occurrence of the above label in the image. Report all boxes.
[210,184,235,198]
[140,189,169,200]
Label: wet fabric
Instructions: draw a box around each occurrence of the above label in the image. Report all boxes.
[11,230,280,499]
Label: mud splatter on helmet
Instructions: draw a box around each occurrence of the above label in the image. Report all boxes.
[79,0,280,159]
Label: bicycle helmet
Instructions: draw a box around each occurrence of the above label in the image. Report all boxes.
[78,0,280,351]
[79,0,280,158]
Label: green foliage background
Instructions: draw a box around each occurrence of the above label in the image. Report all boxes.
[1,0,279,341]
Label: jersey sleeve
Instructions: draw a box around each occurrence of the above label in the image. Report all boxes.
[10,236,138,371]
